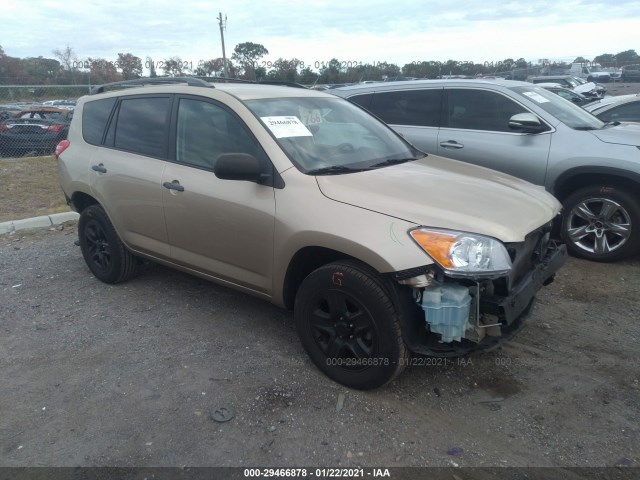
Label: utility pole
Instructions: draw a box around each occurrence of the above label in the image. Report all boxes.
[218,12,229,78]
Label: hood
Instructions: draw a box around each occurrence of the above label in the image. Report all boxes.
[574,82,599,94]
[316,155,561,243]
[590,123,640,146]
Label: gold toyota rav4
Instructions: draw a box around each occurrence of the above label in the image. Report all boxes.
[57,78,566,390]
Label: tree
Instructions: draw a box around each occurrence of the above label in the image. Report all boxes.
[318,58,343,83]
[231,42,269,79]
[298,66,318,85]
[573,56,589,64]
[22,57,62,84]
[53,44,78,84]
[0,48,27,85]
[267,58,302,82]
[594,53,616,67]
[162,57,190,77]
[614,49,639,65]
[117,53,142,80]
[195,58,225,77]
[86,58,121,84]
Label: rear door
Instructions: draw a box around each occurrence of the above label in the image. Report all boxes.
[161,96,276,294]
[436,88,552,185]
[88,95,172,258]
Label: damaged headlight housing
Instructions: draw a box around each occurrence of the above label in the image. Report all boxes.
[409,228,512,278]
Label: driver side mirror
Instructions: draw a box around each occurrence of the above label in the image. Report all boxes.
[508,113,547,133]
[214,153,266,183]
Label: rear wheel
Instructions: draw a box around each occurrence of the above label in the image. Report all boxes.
[78,205,138,283]
[294,261,408,390]
[562,185,640,262]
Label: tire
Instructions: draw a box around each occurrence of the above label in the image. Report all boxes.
[78,205,138,283]
[561,185,640,262]
[294,261,409,390]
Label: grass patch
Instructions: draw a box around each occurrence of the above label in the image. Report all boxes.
[0,155,70,223]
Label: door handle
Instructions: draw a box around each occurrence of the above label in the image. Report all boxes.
[91,164,107,173]
[163,181,185,192]
[439,141,464,149]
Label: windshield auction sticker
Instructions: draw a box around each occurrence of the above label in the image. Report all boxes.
[261,116,313,138]
[522,91,550,103]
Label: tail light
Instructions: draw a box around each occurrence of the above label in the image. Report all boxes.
[47,124,64,132]
[55,140,70,158]
[0,124,9,132]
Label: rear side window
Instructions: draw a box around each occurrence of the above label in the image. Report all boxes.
[82,98,116,145]
[368,89,442,127]
[598,102,640,122]
[114,97,172,158]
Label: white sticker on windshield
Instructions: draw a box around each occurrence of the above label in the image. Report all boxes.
[522,92,550,103]
[261,116,313,138]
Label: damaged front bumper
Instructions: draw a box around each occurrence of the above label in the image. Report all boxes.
[394,241,567,357]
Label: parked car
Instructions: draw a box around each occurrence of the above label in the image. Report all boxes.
[621,65,640,82]
[56,77,565,390]
[536,83,593,106]
[527,76,606,99]
[332,79,640,262]
[0,108,72,157]
[569,63,611,83]
[583,94,640,122]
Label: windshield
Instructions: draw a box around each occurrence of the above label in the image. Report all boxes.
[511,86,605,130]
[245,97,422,174]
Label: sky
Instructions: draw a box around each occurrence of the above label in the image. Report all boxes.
[2,0,640,73]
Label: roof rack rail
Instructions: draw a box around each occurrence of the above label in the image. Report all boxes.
[203,77,307,89]
[90,77,212,95]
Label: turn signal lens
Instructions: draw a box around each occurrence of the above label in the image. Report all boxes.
[409,228,512,278]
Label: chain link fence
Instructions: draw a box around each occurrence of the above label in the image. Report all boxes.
[0,85,90,158]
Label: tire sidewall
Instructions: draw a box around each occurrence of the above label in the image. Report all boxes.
[294,262,405,390]
[561,185,640,262]
[78,205,125,282]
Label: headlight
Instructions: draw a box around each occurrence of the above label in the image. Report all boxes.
[409,228,512,278]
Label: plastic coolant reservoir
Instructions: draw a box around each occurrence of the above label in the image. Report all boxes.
[418,283,472,343]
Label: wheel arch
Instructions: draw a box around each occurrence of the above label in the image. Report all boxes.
[282,246,358,310]
[70,190,100,213]
[553,167,640,203]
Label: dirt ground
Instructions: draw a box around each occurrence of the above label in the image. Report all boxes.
[0,225,638,470]
[0,156,69,223]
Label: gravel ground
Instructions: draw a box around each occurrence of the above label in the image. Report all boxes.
[0,224,638,469]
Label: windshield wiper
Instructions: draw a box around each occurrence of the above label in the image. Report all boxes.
[603,121,621,127]
[306,165,365,175]
[367,157,421,169]
[574,126,598,131]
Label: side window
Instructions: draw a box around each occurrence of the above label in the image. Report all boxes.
[114,97,171,158]
[175,98,260,170]
[598,102,640,122]
[82,98,116,145]
[349,93,373,110]
[368,89,442,127]
[444,89,528,132]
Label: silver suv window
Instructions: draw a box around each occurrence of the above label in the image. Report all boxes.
[245,97,420,174]
[510,86,604,130]
[443,89,528,132]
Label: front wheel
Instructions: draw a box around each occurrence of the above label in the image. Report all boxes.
[294,261,409,390]
[561,185,640,262]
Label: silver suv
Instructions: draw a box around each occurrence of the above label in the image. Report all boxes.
[332,79,640,262]
[57,78,565,389]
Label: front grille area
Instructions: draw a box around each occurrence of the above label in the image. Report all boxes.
[504,220,555,293]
